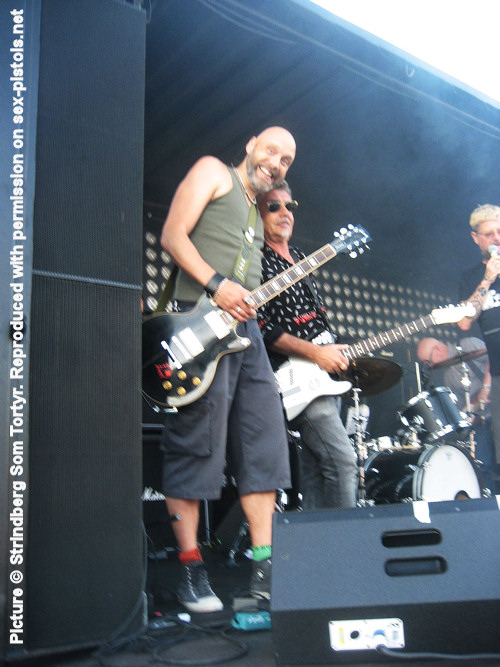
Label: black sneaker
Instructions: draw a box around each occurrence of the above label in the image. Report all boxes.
[177,561,223,613]
[250,558,271,600]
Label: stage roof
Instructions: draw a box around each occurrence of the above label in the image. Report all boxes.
[143,0,500,295]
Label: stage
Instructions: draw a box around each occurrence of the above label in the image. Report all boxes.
[15,498,500,667]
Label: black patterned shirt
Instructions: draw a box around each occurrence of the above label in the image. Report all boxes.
[258,243,332,370]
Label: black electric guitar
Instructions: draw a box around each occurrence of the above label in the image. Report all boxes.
[142,224,371,409]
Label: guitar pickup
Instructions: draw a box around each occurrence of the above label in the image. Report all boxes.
[204,310,231,339]
[160,330,203,367]
[174,329,204,359]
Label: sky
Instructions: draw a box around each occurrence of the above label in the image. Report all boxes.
[310,0,500,105]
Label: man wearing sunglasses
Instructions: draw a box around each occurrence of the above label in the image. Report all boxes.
[257,183,358,510]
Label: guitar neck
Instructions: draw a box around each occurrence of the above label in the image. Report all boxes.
[251,243,337,309]
[343,313,435,361]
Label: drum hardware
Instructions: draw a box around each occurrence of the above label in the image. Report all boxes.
[225,486,294,567]
[456,354,477,459]
[365,435,400,454]
[226,518,249,567]
[348,387,373,506]
[399,427,421,449]
[415,360,423,394]
[477,398,487,422]
[342,356,402,506]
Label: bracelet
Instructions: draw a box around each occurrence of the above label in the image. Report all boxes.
[212,278,228,301]
[204,272,225,297]
[482,384,491,390]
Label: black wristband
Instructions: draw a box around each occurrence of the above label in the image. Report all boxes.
[204,272,225,297]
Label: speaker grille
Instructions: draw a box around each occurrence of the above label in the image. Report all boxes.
[25,277,143,650]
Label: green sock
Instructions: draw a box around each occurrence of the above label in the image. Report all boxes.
[252,545,271,562]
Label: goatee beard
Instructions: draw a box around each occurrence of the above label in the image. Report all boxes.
[246,155,282,194]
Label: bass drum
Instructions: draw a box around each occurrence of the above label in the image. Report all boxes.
[364,442,483,505]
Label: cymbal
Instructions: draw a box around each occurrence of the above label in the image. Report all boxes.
[431,347,487,370]
[340,356,403,396]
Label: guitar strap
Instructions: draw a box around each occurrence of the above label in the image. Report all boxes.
[154,204,257,311]
[289,247,337,342]
[231,203,257,285]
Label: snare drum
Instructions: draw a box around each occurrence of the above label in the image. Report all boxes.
[364,442,483,505]
[399,386,470,444]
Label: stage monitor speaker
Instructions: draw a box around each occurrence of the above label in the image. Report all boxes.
[271,498,500,664]
[2,0,146,661]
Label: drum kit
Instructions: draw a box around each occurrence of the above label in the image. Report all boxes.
[346,352,489,507]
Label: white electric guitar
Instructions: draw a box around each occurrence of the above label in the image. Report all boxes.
[275,303,476,420]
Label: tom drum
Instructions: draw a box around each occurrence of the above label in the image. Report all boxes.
[398,386,470,445]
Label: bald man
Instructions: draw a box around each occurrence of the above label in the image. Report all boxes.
[159,128,295,611]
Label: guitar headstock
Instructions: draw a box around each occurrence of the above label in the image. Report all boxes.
[332,224,371,258]
[431,302,476,324]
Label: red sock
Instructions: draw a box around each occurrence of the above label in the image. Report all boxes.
[178,548,203,566]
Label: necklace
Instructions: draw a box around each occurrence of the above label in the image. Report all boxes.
[233,165,257,205]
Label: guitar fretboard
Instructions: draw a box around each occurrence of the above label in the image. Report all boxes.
[218,243,339,328]
[343,314,434,361]
[215,225,370,328]
[252,244,339,308]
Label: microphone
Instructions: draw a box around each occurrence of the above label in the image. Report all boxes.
[488,244,498,257]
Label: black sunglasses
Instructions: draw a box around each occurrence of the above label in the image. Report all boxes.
[266,200,299,213]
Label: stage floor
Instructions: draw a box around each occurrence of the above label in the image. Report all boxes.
[16,525,500,667]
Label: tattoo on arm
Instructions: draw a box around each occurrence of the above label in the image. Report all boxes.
[470,286,488,318]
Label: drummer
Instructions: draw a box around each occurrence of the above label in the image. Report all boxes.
[416,336,496,494]
[257,182,358,510]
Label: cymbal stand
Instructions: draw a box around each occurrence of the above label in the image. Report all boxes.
[350,387,371,505]
[458,360,476,459]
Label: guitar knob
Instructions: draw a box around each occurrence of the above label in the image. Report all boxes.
[192,377,201,386]
[162,381,172,390]
[177,370,187,381]
[177,387,187,396]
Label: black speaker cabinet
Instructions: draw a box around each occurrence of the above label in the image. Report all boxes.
[2,0,146,661]
[271,498,500,664]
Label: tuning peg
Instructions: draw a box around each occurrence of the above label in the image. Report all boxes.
[349,250,358,258]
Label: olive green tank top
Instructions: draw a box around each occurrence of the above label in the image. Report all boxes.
[173,166,264,302]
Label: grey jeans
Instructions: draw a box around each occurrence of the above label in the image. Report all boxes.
[291,395,358,509]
